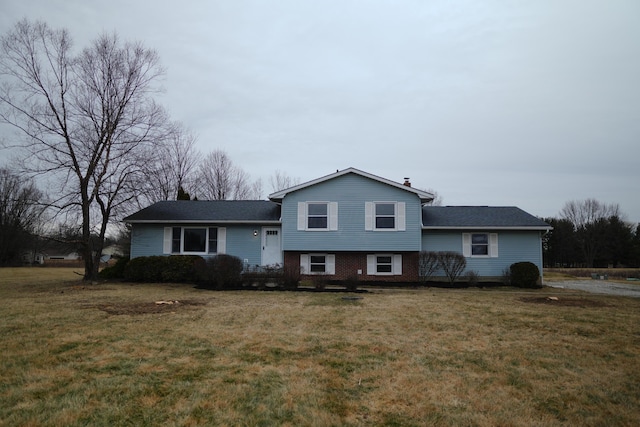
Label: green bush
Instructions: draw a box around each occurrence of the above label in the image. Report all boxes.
[197,254,244,289]
[510,262,541,288]
[162,255,203,282]
[123,255,203,283]
[98,257,129,279]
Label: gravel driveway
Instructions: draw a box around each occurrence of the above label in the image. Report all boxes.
[545,279,640,298]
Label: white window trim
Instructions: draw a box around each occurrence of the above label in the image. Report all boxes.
[300,253,335,275]
[297,202,338,231]
[462,233,498,258]
[163,226,226,255]
[366,254,403,276]
[365,202,406,231]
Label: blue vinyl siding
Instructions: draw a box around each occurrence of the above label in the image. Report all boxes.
[130,224,264,266]
[226,225,263,267]
[421,230,543,278]
[281,173,423,251]
[130,224,164,258]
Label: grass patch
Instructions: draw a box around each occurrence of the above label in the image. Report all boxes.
[1,269,640,425]
[546,267,640,280]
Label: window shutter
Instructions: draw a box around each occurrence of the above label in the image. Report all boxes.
[462,233,471,257]
[297,202,306,230]
[329,202,338,231]
[393,254,403,275]
[490,233,499,258]
[163,227,172,254]
[326,254,335,275]
[365,202,373,230]
[300,254,309,274]
[217,227,226,254]
[366,254,375,275]
[397,202,406,231]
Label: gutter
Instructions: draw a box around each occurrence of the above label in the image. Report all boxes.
[422,226,552,231]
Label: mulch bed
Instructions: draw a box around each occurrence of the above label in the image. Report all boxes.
[92,299,207,315]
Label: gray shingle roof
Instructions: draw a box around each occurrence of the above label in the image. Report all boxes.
[422,206,550,229]
[124,200,281,223]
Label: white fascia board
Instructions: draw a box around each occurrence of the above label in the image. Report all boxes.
[269,167,434,202]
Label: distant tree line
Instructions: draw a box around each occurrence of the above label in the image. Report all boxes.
[543,199,640,268]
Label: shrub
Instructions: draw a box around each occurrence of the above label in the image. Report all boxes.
[437,251,467,285]
[279,264,301,290]
[418,251,440,284]
[510,262,541,288]
[162,255,203,283]
[197,254,244,289]
[311,274,328,291]
[123,255,203,283]
[98,257,129,279]
[501,267,511,286]
[343,274,359,291]
[465,270,479,287]
[124,256,165,282]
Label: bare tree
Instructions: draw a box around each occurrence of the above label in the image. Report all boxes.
[0,168,46,265]
[196,149,260,200]
[424,188,443,206]
[560,199,621,230]
[560,199,622,267]
[269,170,300,192]
[0,20,169,280]
[140,122,199,203]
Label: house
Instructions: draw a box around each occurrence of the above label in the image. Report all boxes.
[124,168,551,283]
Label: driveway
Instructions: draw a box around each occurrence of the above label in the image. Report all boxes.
[545,279,640,298]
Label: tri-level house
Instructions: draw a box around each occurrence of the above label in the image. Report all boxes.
[125,168,551,283]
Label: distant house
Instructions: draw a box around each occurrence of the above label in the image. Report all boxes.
[22,251,45,265]
[125,168,550,283]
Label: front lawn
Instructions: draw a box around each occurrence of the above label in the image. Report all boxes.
[1,269,639,425]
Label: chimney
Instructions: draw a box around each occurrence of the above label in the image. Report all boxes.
[403,177,411,187]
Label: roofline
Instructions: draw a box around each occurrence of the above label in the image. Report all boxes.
[422,226,553,231]
[268,167,434,202]
[125,220,282,224]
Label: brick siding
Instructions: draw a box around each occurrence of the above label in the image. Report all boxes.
[285,251,419,283]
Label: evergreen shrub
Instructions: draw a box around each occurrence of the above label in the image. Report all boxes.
[123,255,204,283]
[197,254,244,289]
[98,257,129,279]
[510,262,541,288]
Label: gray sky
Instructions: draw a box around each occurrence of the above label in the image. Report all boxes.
[1,0,639,223]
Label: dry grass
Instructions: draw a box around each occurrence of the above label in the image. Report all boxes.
[1,268,640,426]
[546,268,640,281]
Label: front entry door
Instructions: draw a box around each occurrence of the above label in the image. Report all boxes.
[261,227,282,266]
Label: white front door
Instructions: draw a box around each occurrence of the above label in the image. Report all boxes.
[261,227,282,266]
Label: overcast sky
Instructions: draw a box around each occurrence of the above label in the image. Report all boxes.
[1,0,639,223]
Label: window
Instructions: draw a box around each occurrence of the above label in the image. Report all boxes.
[367,254,402,275]
[184,228,207,253]
[471,233,488,256]
[375,203,395,229]
[310,255,326,273]
[307,203,328,229]
[208,228,218,254]
[300,254,335,275]
[365,202,405,231]
[297,202,338,231]
[165,227,226,255]
[462,233,498,258]
[376,255,393,273]
[171,227,181,253]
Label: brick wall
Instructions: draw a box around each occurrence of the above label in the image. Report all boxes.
[285,251,419,283]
